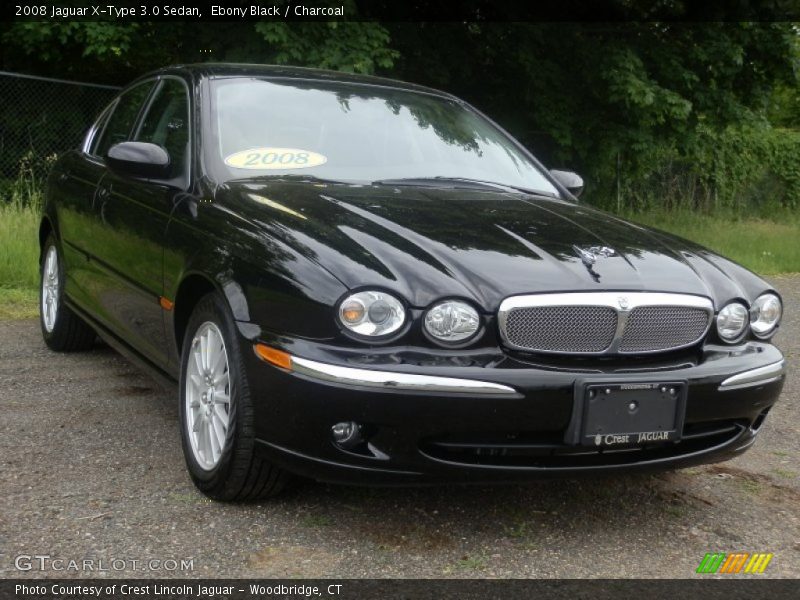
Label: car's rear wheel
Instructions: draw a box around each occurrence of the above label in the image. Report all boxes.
[179,292,290,501]
[40,235,96,351]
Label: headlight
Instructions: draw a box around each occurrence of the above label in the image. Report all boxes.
[751,293,782,338]
[424,300,480,343]
[716,302,749,342]
[338,290,405,337]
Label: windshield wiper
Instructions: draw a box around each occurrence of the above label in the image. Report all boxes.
[372,176,557,197]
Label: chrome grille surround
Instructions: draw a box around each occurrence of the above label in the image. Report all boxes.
[498,292,714,355]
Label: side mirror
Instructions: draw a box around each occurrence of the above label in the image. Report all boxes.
[106,142,170,179]
[550,169,584,197]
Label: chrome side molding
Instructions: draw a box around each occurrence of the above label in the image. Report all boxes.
[291,356,518,395]
[718,360,787,391]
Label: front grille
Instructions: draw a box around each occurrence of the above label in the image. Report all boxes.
[619,306,711,353]
[504,306,618,353]
[499,292,713,355]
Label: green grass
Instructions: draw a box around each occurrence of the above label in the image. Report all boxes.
[624,209,800,276]
[0,199,39,288]
[0,287,38,319]
[1,198,40,319]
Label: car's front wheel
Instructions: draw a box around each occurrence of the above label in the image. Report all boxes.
[40,235,96,351]
[179,292,290,501]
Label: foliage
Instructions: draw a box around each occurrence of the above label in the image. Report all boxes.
[0,169,41,297]
[616,125,800,213]
[767,31,800,127]
[384,22,799,209]
[0,288,38,320]
[253,20,397,74]
[1,2,397,81]
[3,21,140,62]
[0,158,44,319]
[5,151,50,210]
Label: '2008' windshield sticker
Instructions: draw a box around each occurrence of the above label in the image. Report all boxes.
[224,147,327,170]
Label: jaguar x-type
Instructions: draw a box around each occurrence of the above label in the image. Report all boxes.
[39,64,787,499]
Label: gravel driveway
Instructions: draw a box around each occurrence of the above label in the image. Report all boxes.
[1,277,798,579]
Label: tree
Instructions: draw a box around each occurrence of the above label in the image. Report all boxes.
[386,22,798,203]
[1,1,397,83]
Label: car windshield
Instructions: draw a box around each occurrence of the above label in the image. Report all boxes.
[207,77,559,195]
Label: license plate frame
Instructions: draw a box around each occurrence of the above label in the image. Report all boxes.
[567,380,687,448]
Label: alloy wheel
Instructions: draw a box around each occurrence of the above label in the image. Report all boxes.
[41,245,60,333]
[185,321,231,470]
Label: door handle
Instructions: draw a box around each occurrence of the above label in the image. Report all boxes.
[94,186,111,216]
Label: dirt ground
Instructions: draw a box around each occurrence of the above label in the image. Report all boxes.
[1,276,798,578]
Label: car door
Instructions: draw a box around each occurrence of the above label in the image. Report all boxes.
[91,76,191,367]
[55,82,155,315]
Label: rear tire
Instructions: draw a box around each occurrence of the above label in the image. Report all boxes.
[40,235,96,352]
[179,292,290,501]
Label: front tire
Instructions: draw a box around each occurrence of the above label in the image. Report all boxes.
[179,292,289,501]
[40,235,96,352]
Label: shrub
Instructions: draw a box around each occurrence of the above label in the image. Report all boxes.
[593,125,800,216]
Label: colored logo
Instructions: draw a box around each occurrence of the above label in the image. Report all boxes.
[696,552,773,574]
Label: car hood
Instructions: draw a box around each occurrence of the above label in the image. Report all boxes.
[218,181,773,311]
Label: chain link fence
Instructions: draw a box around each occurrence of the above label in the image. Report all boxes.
[0,71,120,198]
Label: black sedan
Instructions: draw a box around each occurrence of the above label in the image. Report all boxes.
[39,64,787,500]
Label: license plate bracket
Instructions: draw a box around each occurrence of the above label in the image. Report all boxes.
[577,381,687,448]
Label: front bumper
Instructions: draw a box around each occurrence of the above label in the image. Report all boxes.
[241,331,787,485]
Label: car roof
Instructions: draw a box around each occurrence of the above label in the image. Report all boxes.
[138,63,457,100]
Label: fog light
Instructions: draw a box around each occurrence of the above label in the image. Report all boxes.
[331,421,361,447]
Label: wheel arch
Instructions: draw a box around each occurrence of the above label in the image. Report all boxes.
[172,270,253,352]
[38,216,55,260]
[172,273,219,354]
